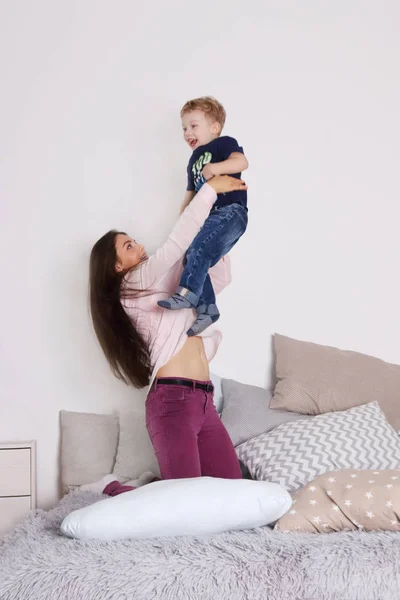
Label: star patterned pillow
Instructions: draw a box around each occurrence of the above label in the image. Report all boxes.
[275,469,400,533]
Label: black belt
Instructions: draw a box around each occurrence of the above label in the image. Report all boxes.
[152,378,214,392]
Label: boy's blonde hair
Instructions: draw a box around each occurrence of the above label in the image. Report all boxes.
[181,96,226,135]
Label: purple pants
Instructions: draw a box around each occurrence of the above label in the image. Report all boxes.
[145,378,242,479]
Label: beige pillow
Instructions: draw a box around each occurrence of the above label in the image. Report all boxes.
[60,410,119,492]
[270,334,400,430]
[113,409,160,480]
[275,469,400,533]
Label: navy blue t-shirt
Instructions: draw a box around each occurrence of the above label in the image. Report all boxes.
[186,136,247,209]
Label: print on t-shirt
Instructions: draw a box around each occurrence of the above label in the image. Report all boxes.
[192,152,212,192]
[186,136,247,209]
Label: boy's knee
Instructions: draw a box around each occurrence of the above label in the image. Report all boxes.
[185,244,208,267]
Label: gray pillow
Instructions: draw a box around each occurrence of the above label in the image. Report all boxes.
[60,410,119,492]
[221,378,309,447]
[113,409,161,480]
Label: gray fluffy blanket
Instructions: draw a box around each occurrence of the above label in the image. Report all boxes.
[1,490,400,600]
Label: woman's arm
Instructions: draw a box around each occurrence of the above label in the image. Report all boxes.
[137,183,216,288]
[179,190,196,215]
[130,176,247,289]
[209,255,232,295]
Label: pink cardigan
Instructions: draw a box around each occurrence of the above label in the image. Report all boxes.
[122,183,232,386]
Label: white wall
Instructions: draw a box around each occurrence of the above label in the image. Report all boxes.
[1,1,399,508]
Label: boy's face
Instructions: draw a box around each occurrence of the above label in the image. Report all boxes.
[182,110,220,151]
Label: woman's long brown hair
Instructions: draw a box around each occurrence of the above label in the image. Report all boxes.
[89,230,151,388]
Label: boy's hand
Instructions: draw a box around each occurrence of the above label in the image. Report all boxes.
[202,163,220,180]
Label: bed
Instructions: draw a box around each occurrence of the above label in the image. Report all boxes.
[1,487,400,600]
[3,335,400,600]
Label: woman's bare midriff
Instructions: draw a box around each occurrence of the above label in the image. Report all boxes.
[155,336,210,382]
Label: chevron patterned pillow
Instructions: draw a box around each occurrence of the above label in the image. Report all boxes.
[236,402,400,494]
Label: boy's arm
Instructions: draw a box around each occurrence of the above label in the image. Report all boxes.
[203,152,249,180]
[179,190,196,215]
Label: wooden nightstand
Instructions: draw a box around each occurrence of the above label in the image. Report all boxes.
[0,441,37,535]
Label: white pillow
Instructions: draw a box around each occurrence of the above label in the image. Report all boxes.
[210,372,224,413]
[61,477,291,541]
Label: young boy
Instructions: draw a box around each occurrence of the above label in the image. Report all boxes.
[158,96,249,335]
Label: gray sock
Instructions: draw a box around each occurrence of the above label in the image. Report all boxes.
[196,304,207,315]
[158,294,193,310]
[187,309,220,337]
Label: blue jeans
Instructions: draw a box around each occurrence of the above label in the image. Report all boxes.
[179,203,248,308]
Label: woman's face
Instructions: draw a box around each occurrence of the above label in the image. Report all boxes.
[115,234,148,272]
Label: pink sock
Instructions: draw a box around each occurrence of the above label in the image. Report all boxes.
[103,480,136,497]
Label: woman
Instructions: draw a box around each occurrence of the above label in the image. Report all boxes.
[89,176,247,493]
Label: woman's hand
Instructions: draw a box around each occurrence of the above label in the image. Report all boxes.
[207,175,248,195]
